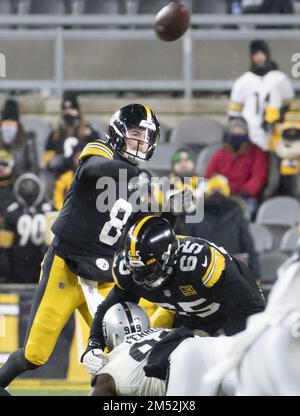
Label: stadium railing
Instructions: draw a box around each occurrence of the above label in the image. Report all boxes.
[0,14,299,97]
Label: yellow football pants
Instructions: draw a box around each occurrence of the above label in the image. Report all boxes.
[24,248,156,366]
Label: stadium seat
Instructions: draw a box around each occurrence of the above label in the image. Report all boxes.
[259,251,289,296]
[69,0,86,15]
[169,117,224,151]
[280,226,299,253]
[256,196,300,248]
[0,0,13,14]
[16,0,31,14]
[30,0,67,14]
[249,223,273,253]
[195,144,222,176]
[139,143,177,175]
[124,0,140,14]
[193,0,227,14]
[138,0,169,14]
[84,0,120,14]
[22,118,52,166]
[159,122,171,143]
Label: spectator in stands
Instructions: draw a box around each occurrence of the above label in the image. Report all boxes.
[0,150,16,283]
[178,174,261,278]
[53,143,84,211]
[153,147,199,208]
[0,173,52,284]
[205,117,269,216]
[228,39,294,150]
[43,92,98,176]
[271,103,300,197]
[0,99,39,175]
[242,0,294,14]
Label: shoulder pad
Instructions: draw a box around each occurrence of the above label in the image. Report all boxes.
[79,140,115,161]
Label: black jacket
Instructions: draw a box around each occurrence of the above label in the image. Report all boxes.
[176,194,261,278]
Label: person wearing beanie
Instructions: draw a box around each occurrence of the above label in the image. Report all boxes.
[205,117,269,217]
[0,98,39,175]
[43,91,99,177]
[228,39,294,150]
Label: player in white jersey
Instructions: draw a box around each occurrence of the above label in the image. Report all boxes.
[228,39,294,150]
[83,302,236,396]
[201,239,300,396]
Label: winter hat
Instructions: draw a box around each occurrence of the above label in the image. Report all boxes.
[1,99,19,122]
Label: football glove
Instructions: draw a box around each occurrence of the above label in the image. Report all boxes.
[81,348,107,376]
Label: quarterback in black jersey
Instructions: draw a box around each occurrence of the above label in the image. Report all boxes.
[0,104,162,388]
[83,216,265,358]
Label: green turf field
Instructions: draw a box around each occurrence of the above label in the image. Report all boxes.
[8,380,90,396]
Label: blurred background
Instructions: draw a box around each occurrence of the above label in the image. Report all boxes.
[0,0,300,391]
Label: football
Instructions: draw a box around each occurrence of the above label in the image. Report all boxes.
[154,2,190,42]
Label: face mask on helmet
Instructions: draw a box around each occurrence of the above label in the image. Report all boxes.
[109,104,160,164]
[125,243,177,291]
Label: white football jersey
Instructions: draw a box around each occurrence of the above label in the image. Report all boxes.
[98,328,169,396]
[202,252,300,396]
[229,70,294,150]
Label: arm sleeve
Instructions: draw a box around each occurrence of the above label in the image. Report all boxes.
[88,285,140,350]
[215,263,265,336]
[77,155,138,183]
[242,149,269,198]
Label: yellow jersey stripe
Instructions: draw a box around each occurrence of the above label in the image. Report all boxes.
[87,142,114,157]
[228,101,243,112]
[130,215,155,257]
[0,294,19,304]
[43,150,56,165]
[112,269,125,290]
[79,147,113,161]
[0,230,15,249]
[202,248,225,288]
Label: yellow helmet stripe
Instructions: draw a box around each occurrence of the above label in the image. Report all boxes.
[143,105,152,122]
[130,215,155,257]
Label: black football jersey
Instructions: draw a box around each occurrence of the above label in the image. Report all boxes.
[51,139,150,281]
[4,200,52,283]
[111,236,265,336]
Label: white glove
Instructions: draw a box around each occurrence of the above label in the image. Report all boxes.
[82,349,107,376]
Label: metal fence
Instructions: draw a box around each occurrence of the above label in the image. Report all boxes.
[0,14,300,97]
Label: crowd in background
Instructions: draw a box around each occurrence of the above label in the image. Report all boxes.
[0,38,299,287]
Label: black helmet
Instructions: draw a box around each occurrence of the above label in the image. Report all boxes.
[124,216,178,290]
[109,103,160,164]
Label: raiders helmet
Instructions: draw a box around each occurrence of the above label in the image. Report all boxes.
[108,103,160,164]
[124,216,179,290]
[102,302,150,350]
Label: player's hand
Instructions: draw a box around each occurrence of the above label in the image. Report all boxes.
[169,188,194,215]
[82,349,107,376]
